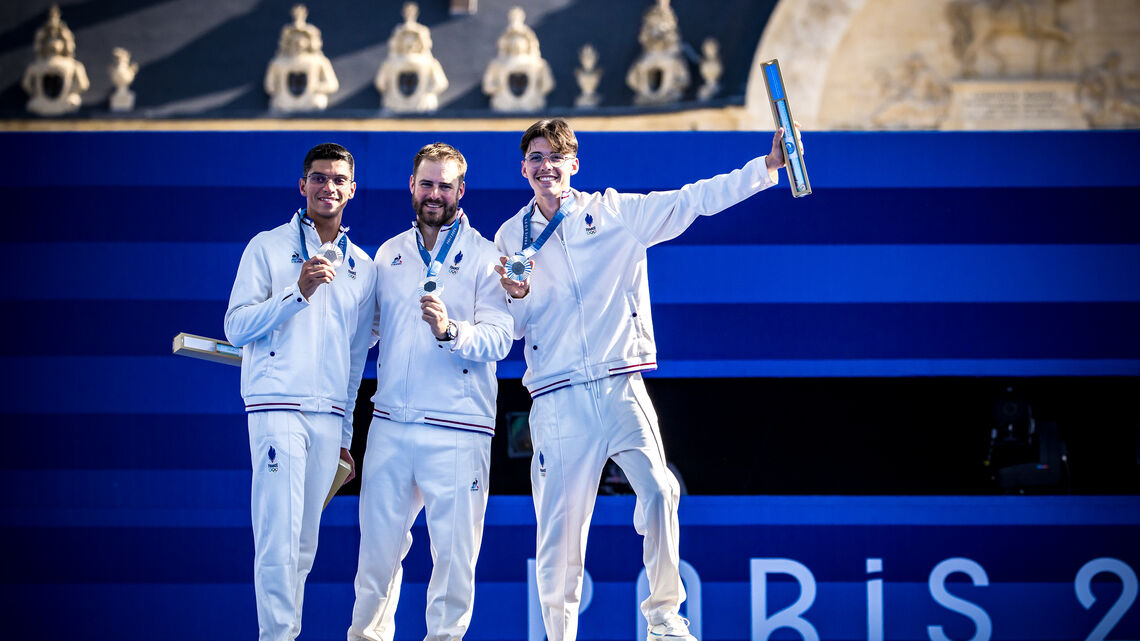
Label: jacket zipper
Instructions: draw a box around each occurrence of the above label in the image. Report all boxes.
[558,233,592,372]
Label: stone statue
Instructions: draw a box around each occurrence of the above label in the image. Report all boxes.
[574,44,602,108]
[697,38,722,101]
[375,2,449,112]
[22,5,89,116]
[870,54,951,129]
[264,4,339,112]
[108,47,139,112]
[482,7,554,112]
[946,0,1073,77]
[1077,52,1140,128]
[626,0,690,106]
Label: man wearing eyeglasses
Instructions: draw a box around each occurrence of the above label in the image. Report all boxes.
[493,119,790,641]
[224,142,377,641]
[349,143,512,641]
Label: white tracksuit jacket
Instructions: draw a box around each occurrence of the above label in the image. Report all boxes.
[494,156,777,397]
[224,210,377,448]
[371,212,513,433]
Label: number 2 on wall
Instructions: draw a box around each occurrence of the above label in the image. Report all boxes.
[1076,558,1138,641]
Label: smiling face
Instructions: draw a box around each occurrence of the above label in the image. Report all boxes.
[299,158,355,224]
[411,158,464,230]
[522,136,579,201]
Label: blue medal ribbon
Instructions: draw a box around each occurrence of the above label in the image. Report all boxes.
[507,192,575,281]
[297,209,347,261]
[415,211,463,295]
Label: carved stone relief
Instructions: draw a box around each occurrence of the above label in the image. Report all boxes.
[748,0,1140,131]
[264,5,339,113]
[482,7,554,112]
[626,0,690,106]
[23,5,89,116]
[938,0,1098,130]
[946,0,1074,79]
[375,2,449,113]
[870,54,950,129]
[1077,51,1140,128]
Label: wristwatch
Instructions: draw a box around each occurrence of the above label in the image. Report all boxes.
[437,320,458,342]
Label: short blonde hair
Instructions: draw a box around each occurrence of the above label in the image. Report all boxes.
[413,142,467,184]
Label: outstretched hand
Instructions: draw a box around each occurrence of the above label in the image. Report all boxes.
[494,256,531,299]
[765,122,804,172]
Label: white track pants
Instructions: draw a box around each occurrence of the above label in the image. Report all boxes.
[529,374,685,641]
[248,410,341,641]
[349,419,491,641]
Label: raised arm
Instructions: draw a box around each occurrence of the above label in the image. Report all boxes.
[610,128,792,248]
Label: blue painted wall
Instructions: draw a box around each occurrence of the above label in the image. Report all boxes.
[1,129,1138,639]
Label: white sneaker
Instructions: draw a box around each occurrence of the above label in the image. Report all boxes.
[648,615,697,641]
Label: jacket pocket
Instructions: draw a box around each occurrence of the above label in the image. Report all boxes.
[263,329,281,381]
[625,292,649,352]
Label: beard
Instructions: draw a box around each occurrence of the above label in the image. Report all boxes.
[413,194,458,230]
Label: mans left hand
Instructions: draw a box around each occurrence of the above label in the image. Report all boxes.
[339,448,356,486]
[421,294,449,338]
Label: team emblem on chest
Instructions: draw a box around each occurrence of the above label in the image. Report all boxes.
[346,255,357,279]
[390,254,403,266]
[448,251,464,274]
[291,251,303,264]
[584,213,597,236]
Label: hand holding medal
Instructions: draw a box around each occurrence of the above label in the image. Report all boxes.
[495,193,574,297]
[505,254,532,282]
[495,256,532,298]
[295,212,349,299]
[298,255,335,300]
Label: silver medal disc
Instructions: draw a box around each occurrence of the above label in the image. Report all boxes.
[506,255,532,282]
[316,242,343,268]
[417,278,443,298]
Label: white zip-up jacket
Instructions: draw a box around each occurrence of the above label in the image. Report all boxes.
[224,210,377,448]
[371,212,512,436]
[494,156,777,397]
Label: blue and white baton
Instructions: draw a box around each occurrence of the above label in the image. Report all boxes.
[761,59,811,198]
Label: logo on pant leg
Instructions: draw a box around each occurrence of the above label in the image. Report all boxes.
[267,445,279,473]
[470,478,480,492]
[538,450,546,478]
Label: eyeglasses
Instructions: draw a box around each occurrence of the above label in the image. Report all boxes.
[524,152,575,167]
[305,173,352,187]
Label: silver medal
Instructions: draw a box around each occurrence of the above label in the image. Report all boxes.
[506,255,532,282]
[316,241,343,268]
[417,277,444,298]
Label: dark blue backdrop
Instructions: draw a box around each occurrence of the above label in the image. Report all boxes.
[1,129,1138,640]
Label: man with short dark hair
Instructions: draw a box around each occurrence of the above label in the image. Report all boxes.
[494,119,791,641]
[349,143,512,641]
[225,142,376,641]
